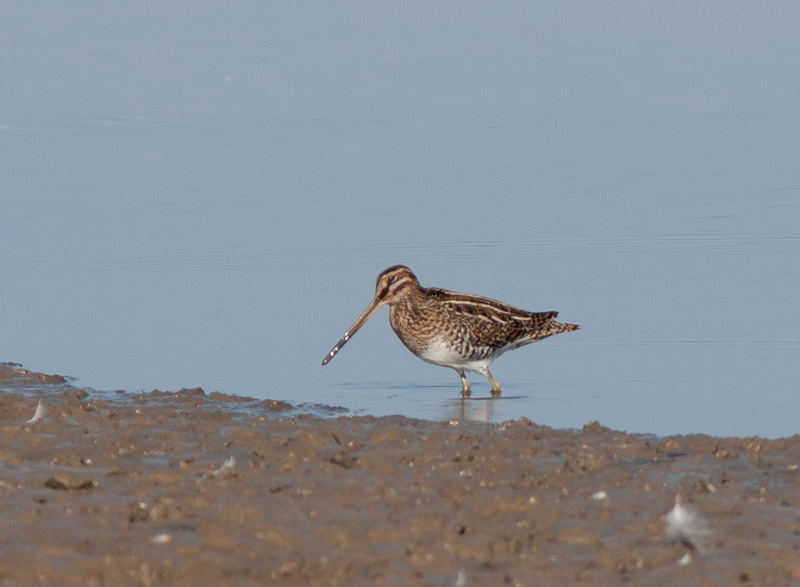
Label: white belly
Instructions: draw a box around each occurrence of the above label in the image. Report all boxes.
[415,336,495,375]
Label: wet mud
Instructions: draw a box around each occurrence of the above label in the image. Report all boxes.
[1,362,799,586]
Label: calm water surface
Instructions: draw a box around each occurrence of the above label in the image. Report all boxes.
[2,3,798,437]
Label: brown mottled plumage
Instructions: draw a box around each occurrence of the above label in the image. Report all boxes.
[322,265,579,398]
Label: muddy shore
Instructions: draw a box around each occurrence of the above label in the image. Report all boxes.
[0,362,798,586]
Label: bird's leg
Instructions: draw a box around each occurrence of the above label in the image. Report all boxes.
[458,370,471,398]
[485,369,501,398]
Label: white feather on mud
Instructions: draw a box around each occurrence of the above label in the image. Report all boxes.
[210,455,236,477]
[26,400,45,423]
[665,495,711,553]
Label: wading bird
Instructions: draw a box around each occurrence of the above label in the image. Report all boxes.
[322,265,579,398]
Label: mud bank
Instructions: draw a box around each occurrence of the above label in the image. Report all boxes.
[0,363,798,586]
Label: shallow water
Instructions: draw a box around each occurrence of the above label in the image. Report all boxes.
[2,3,799,437]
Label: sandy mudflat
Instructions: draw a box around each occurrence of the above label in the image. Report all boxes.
[0,363,799,586]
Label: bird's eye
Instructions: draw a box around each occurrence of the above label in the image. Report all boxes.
[387,275,396,284]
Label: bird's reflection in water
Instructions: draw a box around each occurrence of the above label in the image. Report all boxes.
[447,394,528,423]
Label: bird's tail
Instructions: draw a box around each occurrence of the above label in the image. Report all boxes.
[522,316,580,344]
[545,320,580,336]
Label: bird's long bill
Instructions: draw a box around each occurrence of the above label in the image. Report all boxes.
[321,295,385,366]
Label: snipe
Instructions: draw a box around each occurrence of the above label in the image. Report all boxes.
[321,265,579,398]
